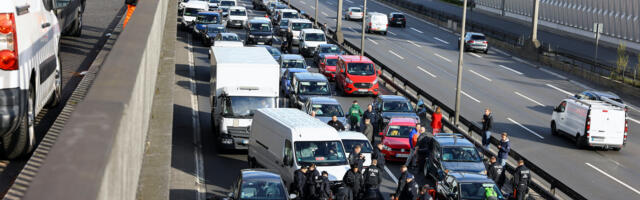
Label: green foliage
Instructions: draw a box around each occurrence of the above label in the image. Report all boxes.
[613,42,629,80]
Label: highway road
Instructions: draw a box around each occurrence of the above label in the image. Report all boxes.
[0,0,125,197]
[288,0,640,199]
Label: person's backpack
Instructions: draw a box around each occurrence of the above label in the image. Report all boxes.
[484,187,498,200]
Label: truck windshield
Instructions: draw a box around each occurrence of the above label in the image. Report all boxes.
[184,8,204,17]
[209,0,220,3]
[459,183,503,200]
[386,125,413,138]
[347,63,375,76]
[382,101,413,112]
[441,147,482,162]
[282,59,306,69]
[295,141,348,166]
[197,15,220,24]
[342,140,372,153]
[223,96,275,118]
[230,9,246,16]
[304,33,325,41]
[291,23,312,31]
[298,81,330,95]
[250,23,271,32]
[310,104,344,117]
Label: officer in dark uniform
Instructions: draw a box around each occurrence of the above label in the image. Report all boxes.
[318,171,332,200]
[305,164,320,199]
[512,160,531,200]
[394,165,408,199]
[343,164,364,199]
[371,143,386,168]
[292,165,309,199]
[399,173,419,200]
[363,160,382,200]
[487,156,505,188]
[328,115,346,131]
[348,145,366,171]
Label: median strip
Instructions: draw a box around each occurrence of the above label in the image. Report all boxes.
[469,69,492,81]
[499,64,523,75]
[389,50,404,59]
[410,27,423,33]
[507,118,545,139]
[514,91,544,106]
[545,84,573,96]
[586,163,640,195]
[433,37,449,44]
[434,53,452,62]
[417,66,437,78]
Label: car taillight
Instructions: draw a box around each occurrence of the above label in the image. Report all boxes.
[391,17,395,21]
[350,12,352,15]
[469,40,475,44]
[402,18,406,21]
[586,116,591,132]
[0,13,18,71]
[625,120,628,135]
[482,41,488,44]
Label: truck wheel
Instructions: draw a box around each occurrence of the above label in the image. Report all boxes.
[1,87,36,159]
[550,122,558,136]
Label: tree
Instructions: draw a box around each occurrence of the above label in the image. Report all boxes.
[613,42,629,81]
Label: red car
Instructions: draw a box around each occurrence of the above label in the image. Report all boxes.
[319,55,339,80]
[379,118,417,161]
[335,55,380,96]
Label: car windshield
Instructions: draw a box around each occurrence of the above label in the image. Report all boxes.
[265,47,281,57]
[386,125,414,138]
[207,26,225,33]
[305,33,325,42]
[351,8,362,12]
[251,23,271,32]
[221,35,239,41]
[222,96,276,118]
[298,81,330,95]
[319,46,341,54]
[393,14,405,18]
[459,183,504,200]
[184,8,204,16]
[347,63,375,76]
[291,23,312,31]
[279,20,289,26]
[382,101,413,112]
[295,141,348,166]
[471,35,486,40]
[276,5,287,9]
[282,59,305,69]
[220,1,235,6]
[325,59,338,66]
[283,12,299,19]
[220,7,229,12]
[230,9,246,16]
[197,15,220,24]
[209,0,220,3]
[239,179,287,200]
[310,104,344,117]
[441,147,482,162]
[342,139,373,153]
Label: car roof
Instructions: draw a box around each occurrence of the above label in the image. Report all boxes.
[294,72,329,81]
[324,55,340,59]
[249,18,270,23]
[229,6,245,9]
[241,169,283,180]
[280,9,298,13]
[289,18,312,23]
[281,54,305,60]
[349,7,362,9]
[198,11,221,16]
[301,28,325,34]
[390,12,404,15]
[379,95,408,101]
[368,12,386,16]
[339,55,373,63]
[466,32,485,36]
[433,133,475,147]
[389,117,418,125]
[338,131,370,141]
[449,172,494,183]
[583,90,620,99]
[286,68,309,73]
[309,96,340,104]
[185,1,209,7]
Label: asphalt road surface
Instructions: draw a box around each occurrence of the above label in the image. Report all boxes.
[288,0,640,199]
[0,0,125,196]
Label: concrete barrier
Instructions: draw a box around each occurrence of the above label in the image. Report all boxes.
[22,0,170,199]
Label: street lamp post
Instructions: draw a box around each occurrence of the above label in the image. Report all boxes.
[360,0,367,56]
[454,0,469,126]
[315,0,319,27]
[336,0,344,43]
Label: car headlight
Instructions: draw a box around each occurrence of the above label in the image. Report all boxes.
[345,78,353,84]
[382,145,392,151]
[249,35,255,38]
[372,77,378,84]
[481,170,487,175]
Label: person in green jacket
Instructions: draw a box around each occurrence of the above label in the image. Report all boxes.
[348,100,363,131]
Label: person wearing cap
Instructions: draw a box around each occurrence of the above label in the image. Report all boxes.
[343,164,364,199]
[399,173,419,200]
[292,165,308,199]
[418,185,434,200]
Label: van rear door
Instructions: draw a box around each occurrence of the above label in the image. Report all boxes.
[588,108,625,146]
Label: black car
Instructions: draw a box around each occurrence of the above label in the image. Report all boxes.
[373,95,420,131]
[313,44,343,65]
[245,18,274,45]
[202,24,227,46]
[289,72,332,109]
[423,133,486,182]
[48,0,86,36]
[388,12,406,28]
[436,172,507,200]
[222,169,295,200]
[275,19,290,36]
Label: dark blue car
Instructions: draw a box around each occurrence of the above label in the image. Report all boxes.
[280,68,309,97]
[193,11,222,38]
[202,24,226,46]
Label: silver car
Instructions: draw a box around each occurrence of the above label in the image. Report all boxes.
[459,32,489,54]
[303,97,350,129]
[345,7,363,21]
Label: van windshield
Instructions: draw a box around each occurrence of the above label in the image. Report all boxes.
[184,8,204,17]
[291,23,312,31]
[347,63,375,76]
[250,23,271,32]
[298,81,330,95]
[310,104,344,117]
[282,59,306,69]
[325,59,338,66]
[230,9,246,16]
[295,141,348,166]
[342,139,372,153]
[222,96,275,118]
[382,101,413,112]
[441,147,482,162]
[197,15,220,24]
[283,12,299,19]
[220,1,235,6]
[304,33,326,42]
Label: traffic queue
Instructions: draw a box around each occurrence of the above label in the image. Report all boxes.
[176,0,543,199]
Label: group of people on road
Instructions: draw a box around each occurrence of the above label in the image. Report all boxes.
[291,164,333,200]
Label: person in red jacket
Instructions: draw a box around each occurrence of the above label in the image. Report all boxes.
[430,107,443,134]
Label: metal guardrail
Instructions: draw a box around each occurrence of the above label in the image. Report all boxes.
[287,1,586,199]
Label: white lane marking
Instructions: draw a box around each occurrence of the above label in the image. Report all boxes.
[346,0,354,3]
[569,80,593,90]
[469,69,492,81]
[461,90,481,103]
[187,34,206,200]
[417,66,437,78]
[300,1,306,4]
[540,68,568,80]
[628,117,640,125]
[348,27,357,32]
[434,53,452,63]
[311,6,315,9]
[327,2,334,6]
[387,31,396,36]
[507,118,545,139]
[439,26,452,33]
[383,165,399,184]
[546,84,573,96]
[586,163,640,195]
[514,91,544,106]
[367,38,379,45]
[513,57,536,67]
[469,52,482,58]
[493,48,510,56]
[322,11,329,16]
[407,40,421,47]
[433,37,449,44]
[499,64,524,75]
[389,50,404,59]
[247,9,253,13]
[410,27,424,33]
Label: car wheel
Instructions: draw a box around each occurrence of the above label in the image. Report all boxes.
[484,49,488,54]
[68,7,83,37]
[575,133,586,149]
[45,62,62,108]
[1,86,36,159]
[550,122,559,136]
[612,147,622,151]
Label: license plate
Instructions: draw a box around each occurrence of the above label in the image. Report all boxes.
[241,139,249,144]
[258,42,265,44]
[591,137,604,142]
[396,154,409,158]
[396,22,402,24]
[358,89,368,92]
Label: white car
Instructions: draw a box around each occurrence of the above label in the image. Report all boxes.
[551,96,627,150]
[365,12,389,35]
[345,7,363,21]
[0,0,63,159]
[338,131,373,167]
[287,18,313,46]
[227,6,248,28]
[181,0,209,29]
[299,29,327,57]
[207,0,221,11]
[213,33,244,47]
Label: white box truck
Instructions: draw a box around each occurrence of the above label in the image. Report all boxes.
[248,108,350,187]
[210,47,280,150]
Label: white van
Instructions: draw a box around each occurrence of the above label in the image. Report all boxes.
[248,108,350,186]
[227,6,248,28]
[0,0,62,159]
[365,12,388,35]
[299,29,327,57]
[338,131,373,167]
[551,97,627,150]
[181,0,209,29]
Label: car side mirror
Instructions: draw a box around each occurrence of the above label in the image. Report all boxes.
[377,69,381,75]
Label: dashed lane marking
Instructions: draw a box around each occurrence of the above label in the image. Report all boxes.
[454,88,481,103]
[434,53,452,62]
[387,31,396,36]
[545,84,573,96]
[469,69,492,81]
[410,27,423,33]
[507,118,545,139]
[417,66,437,78]
[514,91,544,106]
[540,68,568,80]
[433,37,449,44]
[469,52,482,58]
[383,165,399,184]
[389,50,404,59]
[367,38,378,45]
[322,11,329,16]
[499,64,523,75]
[586,163,640,196]
[407,40,421,47]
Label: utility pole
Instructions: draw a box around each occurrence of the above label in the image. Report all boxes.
[336,0,344,44]
[501,0,506,16]
[454,0,469,126]
[360,0,367,56]
[315,0,319,27]
[593,23,603,69]
[531,0,540,43]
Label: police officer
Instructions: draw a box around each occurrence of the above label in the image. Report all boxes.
[486,156,505,188]
[293,165,309,199]
[348,145,366,171]
[343,164,364,199]
[416,127,432,172]
[394,165,408,200]
[512,160,531,200]
[399,173,419,200]
[305,164,320,199]
[328,115,346,131]
[363,159,382,199]
[318,171,332,200]
[371,143,386,168]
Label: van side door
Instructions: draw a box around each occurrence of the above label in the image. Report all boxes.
[280,139,295,185]
[554,101,568,133]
